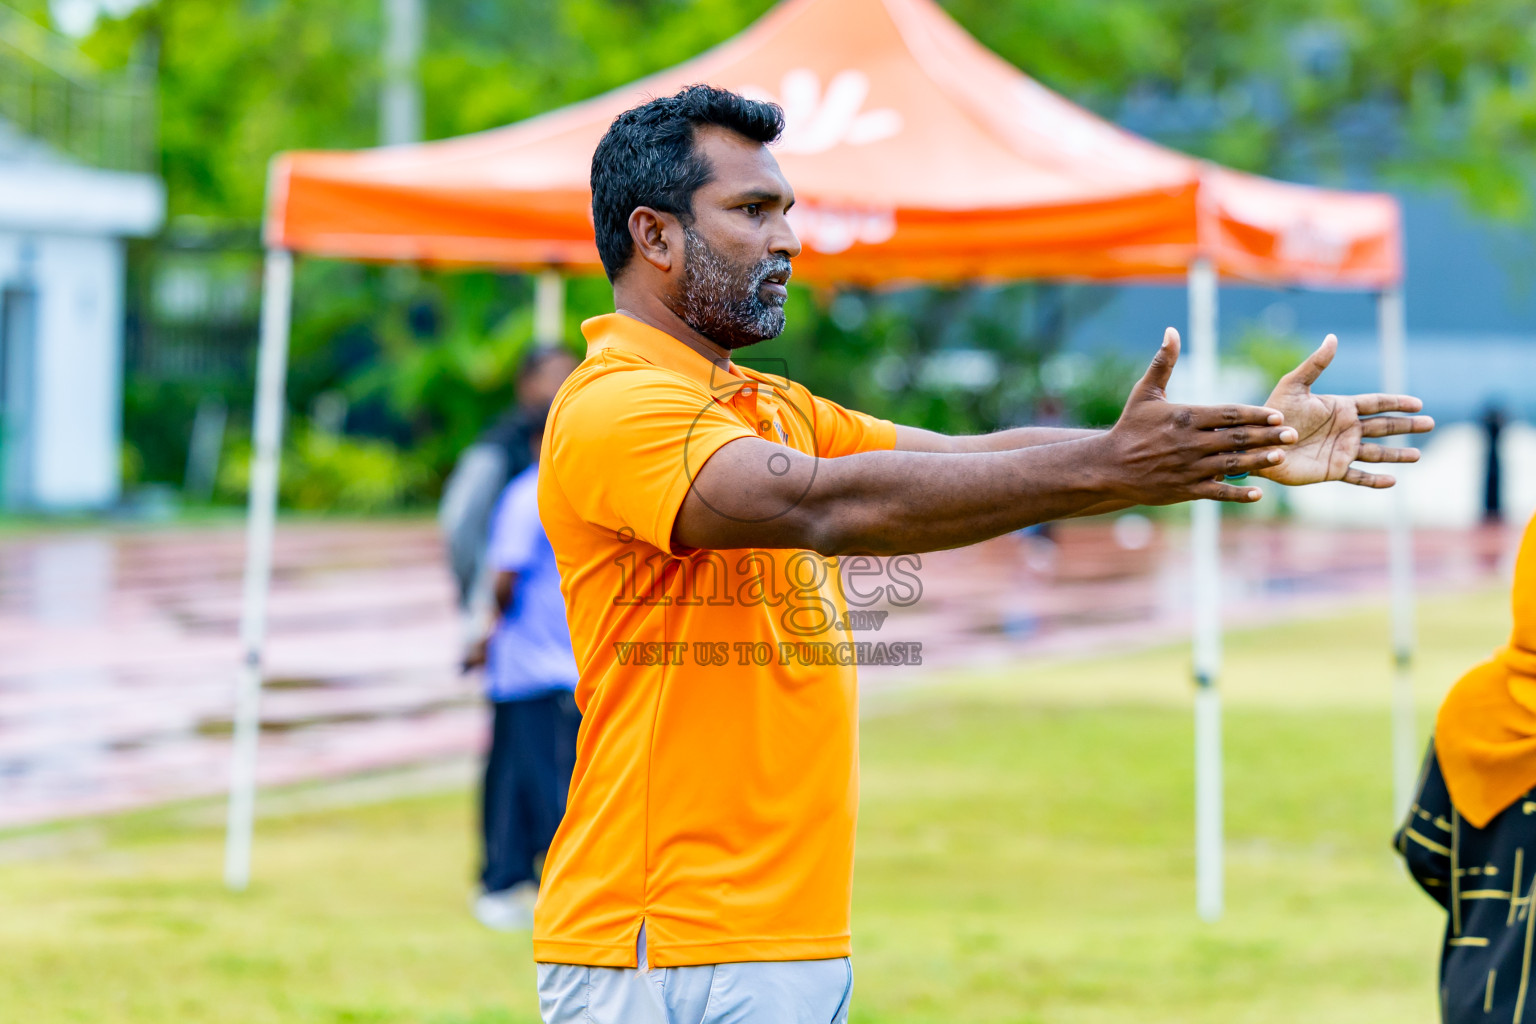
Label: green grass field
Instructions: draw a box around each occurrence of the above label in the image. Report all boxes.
[1,587,1512,1023]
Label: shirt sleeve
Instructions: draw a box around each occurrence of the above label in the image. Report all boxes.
[547,367,758,556]
[487,472,542,574]
[810,392,897,459]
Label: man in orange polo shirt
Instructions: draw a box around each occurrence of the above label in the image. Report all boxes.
[534,85,1433,1023]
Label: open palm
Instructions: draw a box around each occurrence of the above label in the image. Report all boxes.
[1258,335,1434,488]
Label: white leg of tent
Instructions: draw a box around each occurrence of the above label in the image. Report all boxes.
[1188,257,1224,922]
[224,247,294,891]
[1378,286,1417,821]
[380,0,424,146]
[534,269,565,348]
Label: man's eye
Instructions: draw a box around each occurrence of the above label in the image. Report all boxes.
[743,203,761,216]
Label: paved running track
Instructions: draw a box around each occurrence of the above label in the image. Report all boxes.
[0,516,1517,829]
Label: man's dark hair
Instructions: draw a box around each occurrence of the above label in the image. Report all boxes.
[591,84,784,282]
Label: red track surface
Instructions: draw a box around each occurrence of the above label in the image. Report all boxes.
[0,517,1518,829]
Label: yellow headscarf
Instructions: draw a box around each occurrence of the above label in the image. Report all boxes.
[1436,513,1536,828]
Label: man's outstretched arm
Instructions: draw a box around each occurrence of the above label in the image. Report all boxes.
[892,333,1434,482]
[894,423,1100,454]
[675,329,1295,556]
[895,426,1128,517]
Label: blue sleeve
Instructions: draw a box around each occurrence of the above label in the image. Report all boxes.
[486,470,543,574]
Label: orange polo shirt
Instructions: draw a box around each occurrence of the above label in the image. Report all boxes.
[532,313,897,968]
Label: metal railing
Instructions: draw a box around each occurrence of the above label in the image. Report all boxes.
[0,5,156,173]
[127,230,264,380]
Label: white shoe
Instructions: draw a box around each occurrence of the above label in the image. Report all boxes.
[473,880,537,932]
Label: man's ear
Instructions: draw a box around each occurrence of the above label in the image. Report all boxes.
[628,207,679,273]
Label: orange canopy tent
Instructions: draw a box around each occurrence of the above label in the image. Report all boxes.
[231,0,1417,918]
[265,0,1400,289]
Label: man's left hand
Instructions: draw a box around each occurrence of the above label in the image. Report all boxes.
[1256,334,1434,488]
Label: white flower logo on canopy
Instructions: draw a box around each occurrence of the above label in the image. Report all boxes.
[785,202,896,254]
[736,69,903,253]
[1274,215,1351,267]
[742,69,904,155]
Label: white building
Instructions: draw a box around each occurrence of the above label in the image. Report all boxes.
[0,34,164,510]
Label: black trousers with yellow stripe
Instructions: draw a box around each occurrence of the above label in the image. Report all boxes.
[1397,744,1536,1023]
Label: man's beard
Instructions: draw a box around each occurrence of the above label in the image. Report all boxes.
[672,226,791,350]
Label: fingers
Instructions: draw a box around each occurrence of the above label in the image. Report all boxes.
[1281,334,1338,388]
[1189,478,1266,503]
[1196,448,1289,478]
[1355,445,1420,464]
[1360,412,1436,436]
[1193,424,1298,454]
[1354,393,1425,416]
[1129,328,1181,400]
[1185,403,1286,429]
[1342,466,1396,488]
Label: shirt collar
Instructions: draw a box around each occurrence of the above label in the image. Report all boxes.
[583,312,778,410]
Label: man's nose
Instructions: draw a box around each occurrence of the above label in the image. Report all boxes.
[771,213,802,260]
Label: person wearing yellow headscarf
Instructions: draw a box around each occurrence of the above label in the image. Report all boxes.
[1397,512,1536,1023]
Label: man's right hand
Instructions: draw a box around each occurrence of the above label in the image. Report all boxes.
[1101,328,1298,506]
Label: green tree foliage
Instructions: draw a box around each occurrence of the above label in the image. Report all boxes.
[51,0,1536,504]
[217,424,432,513]
[72,0,380,218]
[757,284,1122,435]
[68,0,1536,222]
[948,0,1536,216]
[74,0,781,220]
[267,262,590,494]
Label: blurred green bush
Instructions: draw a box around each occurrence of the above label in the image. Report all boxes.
[217,426,431,514]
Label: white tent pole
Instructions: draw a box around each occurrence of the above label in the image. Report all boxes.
[224,247,294,892]
[380,0,424,146]
[1188,257,1224,922]
[534,269,565,348]
[1379,286,1417,822]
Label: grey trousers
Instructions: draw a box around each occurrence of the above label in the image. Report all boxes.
[537,928,852,1024]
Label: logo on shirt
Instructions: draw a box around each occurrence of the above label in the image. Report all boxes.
[683,366,818,527]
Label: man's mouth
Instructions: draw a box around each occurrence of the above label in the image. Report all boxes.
[759,267,791,301]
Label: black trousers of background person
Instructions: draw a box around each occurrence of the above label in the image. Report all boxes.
[480,689,581,894]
